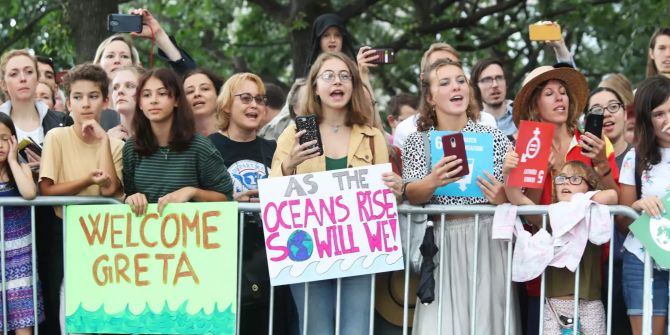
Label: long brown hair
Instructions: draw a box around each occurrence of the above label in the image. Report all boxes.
[647,28,670,78]
[416,59,479,132]
[132,68,195,155]
[633,75,670,175]
[300,52,370,126]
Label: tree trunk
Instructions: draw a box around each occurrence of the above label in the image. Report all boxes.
[289,0,333,78]
[66,0,121,64]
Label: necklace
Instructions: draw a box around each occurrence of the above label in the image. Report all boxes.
[328,124,344,133]
[159,147,170,160]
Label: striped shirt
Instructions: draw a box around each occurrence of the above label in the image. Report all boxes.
[122,134,233,203]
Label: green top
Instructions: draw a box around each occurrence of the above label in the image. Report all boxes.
[123,134,234,203]
[326,156,347,171]
[545,242,602,300]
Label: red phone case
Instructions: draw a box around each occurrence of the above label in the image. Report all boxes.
[441,133,469,178]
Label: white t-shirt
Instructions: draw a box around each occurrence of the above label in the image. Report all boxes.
[619,148,670,261]
[393,112,499,151]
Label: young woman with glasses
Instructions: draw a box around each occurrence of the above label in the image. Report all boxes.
[586,87,630,169]
[271,51,390,335]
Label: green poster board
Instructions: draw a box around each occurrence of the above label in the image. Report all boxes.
[64,202,238,334]
[629,191,670,269]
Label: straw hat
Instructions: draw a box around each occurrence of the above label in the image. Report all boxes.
[512,65,588,127]
[375,270,419,327]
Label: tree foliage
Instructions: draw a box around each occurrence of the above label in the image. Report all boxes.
[1,0,668,99]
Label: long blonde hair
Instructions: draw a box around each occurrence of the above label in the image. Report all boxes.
[300,51,370,126]
[215,72,266,131]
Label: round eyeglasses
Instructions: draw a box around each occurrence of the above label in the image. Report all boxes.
[317,70,352,83]
[554,175,587,186]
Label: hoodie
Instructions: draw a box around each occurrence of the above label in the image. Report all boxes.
[303,13,357,76]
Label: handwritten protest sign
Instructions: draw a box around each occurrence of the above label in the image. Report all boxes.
[65,202,238,334]
[259,163,403,286]
[507,121,554,188]
[630,191,670,269]
[430,131,493,198]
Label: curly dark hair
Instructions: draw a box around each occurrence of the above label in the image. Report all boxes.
[62,63,109,100]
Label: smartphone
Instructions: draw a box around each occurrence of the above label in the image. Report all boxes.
[18,137,42,161]
[582,112,604,153]
[529,22,562,41]
[107,14,142,33]
[295,115,324,156]
[441,133,469,178]
[370,48,395,64]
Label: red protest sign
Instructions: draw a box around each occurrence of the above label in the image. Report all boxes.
[507,121,555,188]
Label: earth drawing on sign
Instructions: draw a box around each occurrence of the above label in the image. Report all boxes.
[650,217,670,251]
[287,229,314,261]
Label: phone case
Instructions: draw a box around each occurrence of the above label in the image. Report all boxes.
[582,113,604,153]
[441,133,469,178]
[370,48,395,64]
[107,14,142,33]
[529,23,561,41]
[295,115,324,156]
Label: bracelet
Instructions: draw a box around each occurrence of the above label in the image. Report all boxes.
[401,181,410,202]
[601,168,612,177]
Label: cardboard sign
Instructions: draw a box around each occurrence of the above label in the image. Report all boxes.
[65,202,238,334]
[629,191,670,269]
[258,163,404,286]
[507,121,555,188]
[429,131,494,198]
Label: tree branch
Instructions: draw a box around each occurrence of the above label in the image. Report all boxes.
[0,3,62,54]
[337,0,383,20]
[416,0,523,33]
[247,0,288,21]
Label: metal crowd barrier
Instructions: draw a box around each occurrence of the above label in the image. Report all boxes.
[0,198,652,334]
[237,203,649,335]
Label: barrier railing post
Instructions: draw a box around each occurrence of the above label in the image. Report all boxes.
[31,206,38,335]
[538,214,547,334]
[0,206,7,335]
[470,214,480,335]
[335,277,342,335]
[402,213,412,335]
[62,204,67,335]
[573,262,580,334]
[268,285,274,335]
[642,253,653,334]
[369,274,375,335]
[236,211,245,334]
[504,239,512,335]
[437,213,446,334]
[606,214,614,335]
[302,283,309,335]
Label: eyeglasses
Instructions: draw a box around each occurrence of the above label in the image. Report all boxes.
[235,93,267,105]
[317,70,352,83]
[588,102,623,115]
[554,175,587,186]
[478,75,505,86]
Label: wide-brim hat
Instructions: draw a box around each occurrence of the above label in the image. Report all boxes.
[512,65,588,127]
[375,270,419,327]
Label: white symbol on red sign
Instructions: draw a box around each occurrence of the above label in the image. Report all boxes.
[521,127,542,163]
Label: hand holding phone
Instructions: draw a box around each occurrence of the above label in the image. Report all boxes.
[529,21,562,41]
[369,48,395,64]
[107,14,142,33]
[582,111,604,154]
[441,133,469,178]
[295,115,324,156]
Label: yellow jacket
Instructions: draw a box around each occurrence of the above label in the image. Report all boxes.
[271,123,390,176]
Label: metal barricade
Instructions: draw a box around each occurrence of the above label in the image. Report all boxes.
[0,196,121,335]
[0,199,647,334]
[237,203,653,335]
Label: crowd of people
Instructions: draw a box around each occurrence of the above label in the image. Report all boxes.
[0,7,668,335]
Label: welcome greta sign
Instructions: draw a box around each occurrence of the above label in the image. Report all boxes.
[65,202,238,334]
[259,163,404,286]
